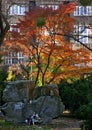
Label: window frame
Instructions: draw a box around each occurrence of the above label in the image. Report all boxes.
[10,4,25,15]
[74,6,92,16]
[74,25,88,44]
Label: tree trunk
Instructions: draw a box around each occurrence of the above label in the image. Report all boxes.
[0,0,10,45]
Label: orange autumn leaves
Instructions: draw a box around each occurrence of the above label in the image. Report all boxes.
[4,2,92,85]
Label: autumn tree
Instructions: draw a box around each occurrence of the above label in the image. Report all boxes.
[5,2,92,85]
[0,0,92,47]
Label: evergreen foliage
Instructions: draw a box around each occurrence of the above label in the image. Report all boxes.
[0,56,8,105]
[59,76,92,129]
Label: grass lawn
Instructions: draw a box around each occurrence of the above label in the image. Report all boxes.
[0,125,51,130]
[0,119,53,130]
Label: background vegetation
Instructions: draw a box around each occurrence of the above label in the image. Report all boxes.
[0,56,8,105]
[59,75,92,129]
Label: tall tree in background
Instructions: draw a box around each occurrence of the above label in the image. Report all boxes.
[5,2,92,85]
[0,0,10,45]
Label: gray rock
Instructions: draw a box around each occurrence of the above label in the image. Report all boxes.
[1,102,24,122]
[1,80,65,123]
[0,110,4,118]
[3,80,35,102]
[23,96,65,124]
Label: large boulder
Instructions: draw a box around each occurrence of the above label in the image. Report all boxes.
[3,80,35,102]
[2,96,64,123]
[1,80,65,123]
[32,84,59,100]
[24,96,65,124]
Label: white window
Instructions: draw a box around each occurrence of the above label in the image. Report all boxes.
[5,58,12,65]
[4,52,24,65]
[74,25,88,44]
[40,4,59,10]
[79,26,88,44]
[10,5,25,15]
[18,52,24,58]
[74,6,92,16]
[10,24,20,32]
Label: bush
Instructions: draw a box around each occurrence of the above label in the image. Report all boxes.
[59,76,92,130]
[0,69,8,105]
[59,76,92,116]
[0,55,8,105]
[80,103,92,130]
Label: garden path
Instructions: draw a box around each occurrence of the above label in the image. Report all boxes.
[49,116,81,130]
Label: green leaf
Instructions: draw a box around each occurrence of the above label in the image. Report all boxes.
[79,0,92,6]
[36,17,45,27]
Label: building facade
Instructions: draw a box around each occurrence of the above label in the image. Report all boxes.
[72,1,92,50]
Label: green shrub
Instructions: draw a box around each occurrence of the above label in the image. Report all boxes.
[59,76,92,116]
[0,56,8,105]
[59,76,92,130]
[80,103,92,130]
[0,69,8,105]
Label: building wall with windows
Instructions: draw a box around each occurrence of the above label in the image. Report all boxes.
[72,1,92,50]
[2,0,36,65]
[4,52,24,65]
[36,0,92,49]
[74,6,92,16]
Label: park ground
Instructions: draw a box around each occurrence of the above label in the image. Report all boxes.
[0,112,82,130]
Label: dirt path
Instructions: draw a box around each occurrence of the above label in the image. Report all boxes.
[50,117,81,130]
[52,128,81,130]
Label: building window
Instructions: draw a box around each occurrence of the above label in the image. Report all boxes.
[40,4,59,10]
[10,5,25,15]
[4,52,24,65]
[19,58,24,63]
[12,52,17,57]
[10,24,20,33]
[12,58,18,64]
[29,1,36,11]
[63,1,70,4]
[74,6,92,16]
[79,26,88,44]
[74,25,88,44]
